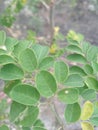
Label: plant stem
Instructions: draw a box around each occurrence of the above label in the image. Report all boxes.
[49,101,65,130]
[49,0,55,46]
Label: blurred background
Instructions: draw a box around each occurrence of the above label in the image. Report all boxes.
[0,0,98,45]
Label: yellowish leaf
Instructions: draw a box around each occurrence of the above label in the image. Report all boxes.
[81,101,94,120]
[81,122,94,130]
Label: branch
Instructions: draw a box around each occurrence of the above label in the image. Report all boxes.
[49,0,55,46]
[40,0,49,10]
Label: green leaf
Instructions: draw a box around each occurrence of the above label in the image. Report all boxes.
[10,101,26,122]
[36,71,57,97]
[5,37,18,52]
[0,64,24,80]
[10,84,40,106]
[19,48,37,72]
[81,122,94,130]
[91,61,98,73]
[58,88,79,104]
[0,125,9,130]
[13,40,30,57]
[92,102,98,116]
[90,117,98,126]
[33,127,47,130]
[67,44,82,54]
[70,65,86,76]
[33,119,44,127]
[85,77,98,90]
[20,106,39,127]
[0,54,15,65]
[81,89,96,101]
[0,49,6,55]
[4,80,21,96]
[32,44,49,63]
[22,127,31,130]
[38,56,54,70]
[87,46,98,62]
[0,31,6,45]
[67,54,87,64]
[83,64,93,75]
[81,101,94,120]
[54,61,68,83]
[64,74,84,87]
[65,103,81,123]
[82,41,90,54]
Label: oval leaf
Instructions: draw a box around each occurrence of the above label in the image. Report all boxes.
[67,54,87,64]
[0,64,24,80]
[83,64,93,75]
[85,77,98,90]
[32,44,49,63]
[10,101,26,122]
[67,44,82,54]
[36,71,57,97]
[0,54,15,65]
[10,84,40,106]
[4,80,21,96]
[0,125,9,130]
[81,122,94,130]
[20,106,39,127]
[13,40,30,57]
[19,48,37,72]
[54,61,68,83]
[70,65,86,76]
[39,56,54,70]
[64,74,84,87]
[58,88,79,104]
[5,37,18,52]
[65,103,81,123]
[81,89,96,101]
[81,101,94,120]
[87,46,98,62]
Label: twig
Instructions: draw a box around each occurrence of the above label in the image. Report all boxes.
[49,0,55,46]
[49,101,65,130]
[40,0,49,10]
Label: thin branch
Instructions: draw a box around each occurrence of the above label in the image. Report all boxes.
[49,0,55,46]
[49,101,65,130]
[40,0,49,10]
